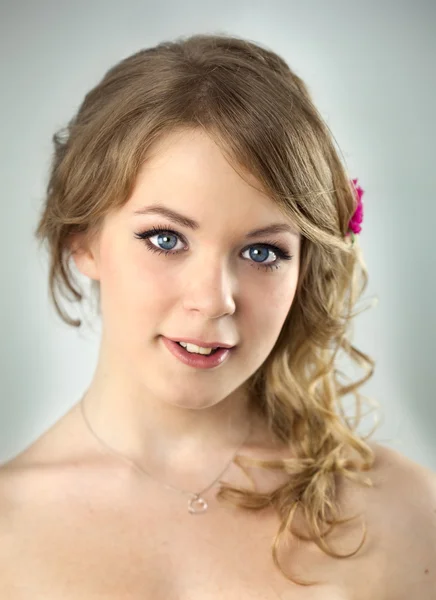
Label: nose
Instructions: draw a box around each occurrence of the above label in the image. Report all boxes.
[181,255,237,319]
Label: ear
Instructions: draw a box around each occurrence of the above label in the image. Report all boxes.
[70,232,101,282]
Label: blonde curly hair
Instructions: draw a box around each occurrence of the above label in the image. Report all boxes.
[35,33,378,586]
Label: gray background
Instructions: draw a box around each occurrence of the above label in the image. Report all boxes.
[1,0,435,469]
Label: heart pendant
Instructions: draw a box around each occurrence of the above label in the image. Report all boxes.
[188,494,208,514]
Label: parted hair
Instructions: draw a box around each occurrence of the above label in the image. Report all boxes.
[35,33,377,585]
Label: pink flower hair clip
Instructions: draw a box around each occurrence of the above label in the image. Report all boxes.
[347,178,364,246]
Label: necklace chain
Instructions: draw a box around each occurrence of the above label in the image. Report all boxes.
[79,395,252,515]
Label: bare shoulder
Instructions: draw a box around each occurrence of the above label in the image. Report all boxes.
[0,454,46,534]
[0,457,34,590]
[0,404,93,546]
[366,441,436,599]
[369,441,436,506]
[0,456,30,516]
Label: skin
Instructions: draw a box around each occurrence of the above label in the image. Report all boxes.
[1,127,435,598]
[71,127,302,486]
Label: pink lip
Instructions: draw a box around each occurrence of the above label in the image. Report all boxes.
[161,336,234,369]
[166,337,236,349]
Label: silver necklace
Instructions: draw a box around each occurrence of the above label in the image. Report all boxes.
[79,396,252,515]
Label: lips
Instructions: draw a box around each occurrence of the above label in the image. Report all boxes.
[166,337,236,349]
[161,336,234,369]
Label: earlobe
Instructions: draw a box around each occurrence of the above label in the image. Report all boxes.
[72,248,101,281]
[70,235,101,281]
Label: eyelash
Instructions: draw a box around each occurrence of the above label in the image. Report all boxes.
[134,225,294,271]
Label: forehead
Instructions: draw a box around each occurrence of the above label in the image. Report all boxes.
[136,128,261,196]
[125,128,298,231]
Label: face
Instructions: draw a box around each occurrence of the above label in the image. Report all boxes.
[75,129,301,410]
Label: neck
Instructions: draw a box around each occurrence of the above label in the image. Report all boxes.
[79,344,256,489]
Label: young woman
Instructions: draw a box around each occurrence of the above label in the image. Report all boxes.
[1,33,434,599]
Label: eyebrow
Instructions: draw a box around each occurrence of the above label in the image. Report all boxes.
[133,204,299,238]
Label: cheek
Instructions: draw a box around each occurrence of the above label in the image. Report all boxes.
[97,239,146,318]
[98,243,166,346]
[132,257,178,308]
[254,269,298,311]
[246,276,297,341]
[100,239,153,293]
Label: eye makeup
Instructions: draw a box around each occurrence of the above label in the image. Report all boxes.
[134,225,294,272]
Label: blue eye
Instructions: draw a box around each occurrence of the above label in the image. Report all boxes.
[148,231,181,252]
[134,226,294,271]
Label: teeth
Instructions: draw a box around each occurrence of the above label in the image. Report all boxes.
[178,342,218,355]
